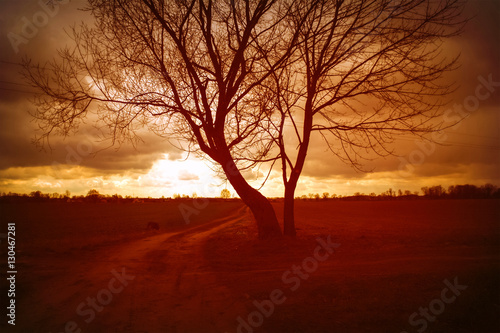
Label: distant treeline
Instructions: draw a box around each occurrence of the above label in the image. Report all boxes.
[0,184,499,203]
[311,184,500,201]
[0,189,236,203]
[298,184,500,201]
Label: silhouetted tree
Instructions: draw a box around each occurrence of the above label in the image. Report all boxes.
[24,0,465,238]
[480,184,498,198]
[30,190,42,199]
[220,189,231,199]
[23,0,312,239]
[264,0,465,235]
[86,189,102,202]
[448,184,480,199]
[422,185,445,198]
[110,193,123,203]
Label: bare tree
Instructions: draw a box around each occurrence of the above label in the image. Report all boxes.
[220,188,231,199]
[24,0,465,239]
[264,0,465,236]
[23,0,308,239]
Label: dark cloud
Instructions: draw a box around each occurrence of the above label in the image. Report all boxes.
[447,0,500,107]
[0,99,183,174]
[0,1,88,101]
[296,2,500,187]
[0,1,185,179]
[299,103,499,184]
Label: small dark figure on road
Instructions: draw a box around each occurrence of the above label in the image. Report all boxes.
[147,222,159,231]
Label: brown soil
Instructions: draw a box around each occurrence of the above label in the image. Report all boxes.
[0,199,498,333]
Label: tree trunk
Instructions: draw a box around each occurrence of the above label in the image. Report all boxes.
[281,95,314,237]
[283,184,296,237]
[222,158,282,240]
[245,189,283,239]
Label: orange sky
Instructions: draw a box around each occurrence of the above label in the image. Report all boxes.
[0,0,498,198]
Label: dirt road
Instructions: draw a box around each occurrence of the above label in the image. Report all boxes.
[17,206,251,333]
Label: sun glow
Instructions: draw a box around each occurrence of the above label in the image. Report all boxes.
[141,154,224,198]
